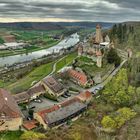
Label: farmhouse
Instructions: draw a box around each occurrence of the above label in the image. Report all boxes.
[14,92,30,104]
[27,85,46,100]
[76,91,92,103]
[34,98,87,129]
[0,89,23,131]
[68,69,88,86]
[41,76,66,98]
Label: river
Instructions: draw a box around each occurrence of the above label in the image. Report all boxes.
[0,33,79,67]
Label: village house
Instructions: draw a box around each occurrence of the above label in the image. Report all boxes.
[0,89,23,131]
[67,69,88,87]
[34,98,87,129]
[14,85,46,104]
[14,92,30,104]
[41,76,66,98]
[76,91,92,103]
[27,85,46,100]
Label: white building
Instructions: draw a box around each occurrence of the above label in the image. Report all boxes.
[0,42,26,50]
[100,42,110,48]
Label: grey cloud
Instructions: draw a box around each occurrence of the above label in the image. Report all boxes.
[0,0,139,22]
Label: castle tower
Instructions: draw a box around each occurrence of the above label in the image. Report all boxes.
[77,43,83,56]
[96,50,102,68]
[95,24,103,44]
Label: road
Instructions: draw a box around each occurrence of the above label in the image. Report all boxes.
[88,59,127,92]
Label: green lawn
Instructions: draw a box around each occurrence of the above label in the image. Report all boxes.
[55,52,77,73]
[77,56,94,63]
[6,61,55,94]
[0,131,23,140]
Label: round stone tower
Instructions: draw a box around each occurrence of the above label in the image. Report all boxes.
[95,24,103,44]
[96,50,103,68]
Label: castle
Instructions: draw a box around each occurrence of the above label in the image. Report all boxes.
[77,24,114,68]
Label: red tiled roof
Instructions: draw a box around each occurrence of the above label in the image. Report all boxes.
[37,105,60,120]
[23,120,38,130]
[0,88,22,119]
[76,91,92,102]
[68,69,88,86]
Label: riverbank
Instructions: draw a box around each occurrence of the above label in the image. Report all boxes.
[0,33,79,67]
[0,40,60,58]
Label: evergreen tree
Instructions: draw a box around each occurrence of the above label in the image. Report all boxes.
[107,48,121,67]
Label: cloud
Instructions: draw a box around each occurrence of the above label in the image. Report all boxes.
[0,0,139,22]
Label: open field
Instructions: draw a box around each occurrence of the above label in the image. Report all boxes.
[0,40,59,57]
[54,52,77,73]
[6,61,55,93]
[0,29,64,57]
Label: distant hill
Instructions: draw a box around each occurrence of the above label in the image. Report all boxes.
[56,22,115,29]
[0,22,115,30]
[0,22,65,30]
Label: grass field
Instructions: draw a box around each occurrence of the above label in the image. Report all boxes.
[6,61,55,94]
[54,52,77,73]
[0,131,23,140]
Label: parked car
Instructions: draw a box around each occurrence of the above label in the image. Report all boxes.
[62,94,68,98]
[65,92,71,97]
[34,98,42,103]
[29,106,36,109]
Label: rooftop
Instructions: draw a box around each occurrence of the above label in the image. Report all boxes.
[76,91,92,102]
[4,42,25,47]
[46,101,86,125]
[23,120,38,130]
[27,85,45,97]
[42,76,64,94]
[37,98,87,125]
[0,88,22,119]
[14,92,30,103]
[68,69,88,86]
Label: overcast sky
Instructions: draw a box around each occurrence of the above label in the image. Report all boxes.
[0,0,139,22]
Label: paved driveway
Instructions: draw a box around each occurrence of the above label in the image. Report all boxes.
[29,97,58,112]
